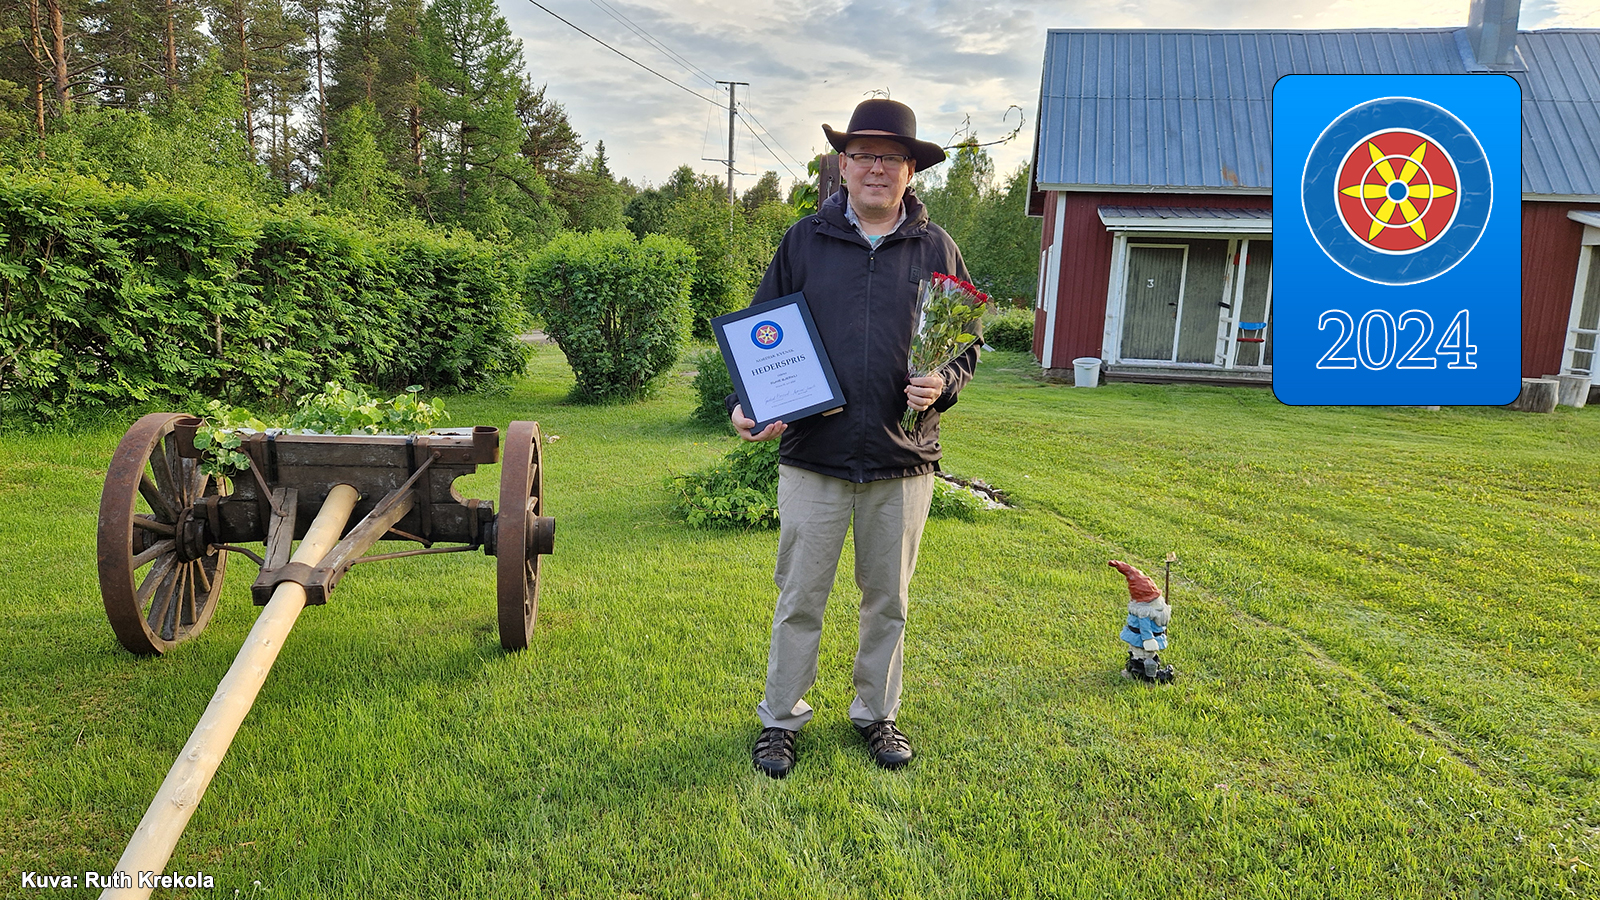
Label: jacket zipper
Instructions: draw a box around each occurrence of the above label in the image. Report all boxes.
[859,250,875,482]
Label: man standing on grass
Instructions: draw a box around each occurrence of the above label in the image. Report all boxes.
[728,98,978,778]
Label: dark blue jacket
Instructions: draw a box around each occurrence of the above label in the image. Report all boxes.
[738,188,978,483]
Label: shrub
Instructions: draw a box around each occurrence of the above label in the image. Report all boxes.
[379,229,531,393]
[929,478,985,521]
[983,307,1036,353]
[526,230,695,403]
[667,438,780,528]
[689,346,735,427]
[668,440,991,529]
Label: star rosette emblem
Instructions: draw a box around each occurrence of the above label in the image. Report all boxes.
[1335,130,1459,254]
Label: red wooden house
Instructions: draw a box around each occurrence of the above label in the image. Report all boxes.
[1026,1,1600,387]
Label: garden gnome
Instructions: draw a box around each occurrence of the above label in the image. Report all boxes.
[1109,560,1174,683]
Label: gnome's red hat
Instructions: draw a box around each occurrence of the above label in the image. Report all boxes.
[1109,560,1162,602]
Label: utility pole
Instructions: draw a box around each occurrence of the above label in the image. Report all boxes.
[716,81,748,204]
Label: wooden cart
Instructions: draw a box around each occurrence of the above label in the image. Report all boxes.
[97,413,554,653]
[92,413,557,898]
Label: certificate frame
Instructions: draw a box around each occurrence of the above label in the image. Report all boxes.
[711,291,845,432]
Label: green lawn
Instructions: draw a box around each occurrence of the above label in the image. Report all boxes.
[2,344,1597,899]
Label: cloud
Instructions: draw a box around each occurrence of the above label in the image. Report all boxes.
[501,0,1592,190]
[505,0,1058,186]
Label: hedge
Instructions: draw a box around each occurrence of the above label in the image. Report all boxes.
[0,172,530,424]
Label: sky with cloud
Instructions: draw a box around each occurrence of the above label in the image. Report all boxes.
[498,0,1598,192]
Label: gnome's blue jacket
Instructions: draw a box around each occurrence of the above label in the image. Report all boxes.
[1120,597,1170,651]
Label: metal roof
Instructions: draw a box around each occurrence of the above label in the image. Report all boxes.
[1031,28,1600,198]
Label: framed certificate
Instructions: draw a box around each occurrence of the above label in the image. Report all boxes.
[711,292,845,432]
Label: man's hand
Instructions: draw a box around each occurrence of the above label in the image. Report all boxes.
[1142,639,1160,652]
[905,372,946,412]
[732,404,786,442]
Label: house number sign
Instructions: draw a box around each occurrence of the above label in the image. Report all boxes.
[1272,74,1521,405]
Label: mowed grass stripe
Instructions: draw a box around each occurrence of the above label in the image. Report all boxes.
[0,345,1594,898]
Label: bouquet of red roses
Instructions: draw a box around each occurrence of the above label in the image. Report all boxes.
[903,272,992,431]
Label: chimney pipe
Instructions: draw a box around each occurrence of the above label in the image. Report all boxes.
[1467,0,1520,68]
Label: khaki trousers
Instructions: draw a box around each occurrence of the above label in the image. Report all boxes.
[757,464,935,730]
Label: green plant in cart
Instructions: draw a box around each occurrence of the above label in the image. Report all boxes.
[192,383,449,478]
[191,401,269,478]
[286,382,448,436]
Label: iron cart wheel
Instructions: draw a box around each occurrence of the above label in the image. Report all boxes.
[97,413,228,654]
[497,420,555,650]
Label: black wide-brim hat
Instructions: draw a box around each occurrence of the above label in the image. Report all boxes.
[823,99,946,170]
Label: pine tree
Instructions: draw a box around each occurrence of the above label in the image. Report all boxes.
[325,98,401,216]
[298,0,333,159]
[414,0,553,237]
[382,0,424,177]
[560,139,626,233]
[18,0,95,119]
[516,80,580,183]
[328,0,418,176]
[327,0,385,110]
[87,0,208,108]
[159,0,209,94]
[0,13,32,144]
[207,0,309,175]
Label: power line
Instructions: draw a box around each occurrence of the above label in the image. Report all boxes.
[699,92,714,171]
[737,113,801,182]
[522,2,809,189]
[584,0,719,89]
[522,0,721,107]
[736,100,809,172]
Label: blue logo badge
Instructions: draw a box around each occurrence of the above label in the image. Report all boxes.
[1273,75,1521,406]
[752,321,782,348]
[1302,97,1491,286]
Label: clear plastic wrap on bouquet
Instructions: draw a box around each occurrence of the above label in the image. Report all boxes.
[903,272,991,431]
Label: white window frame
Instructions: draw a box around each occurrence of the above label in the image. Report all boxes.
[1561,223,1600,377]
[1220,239,1274,370]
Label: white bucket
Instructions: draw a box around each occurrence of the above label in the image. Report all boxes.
[1072,357,1102,388]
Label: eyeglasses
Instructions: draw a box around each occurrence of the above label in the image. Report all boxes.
[845,152,911,169]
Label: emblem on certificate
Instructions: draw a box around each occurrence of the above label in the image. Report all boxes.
[711,292,845,432]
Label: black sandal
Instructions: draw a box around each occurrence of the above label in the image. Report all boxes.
[753,727,796,778]
[857,720,913,769]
